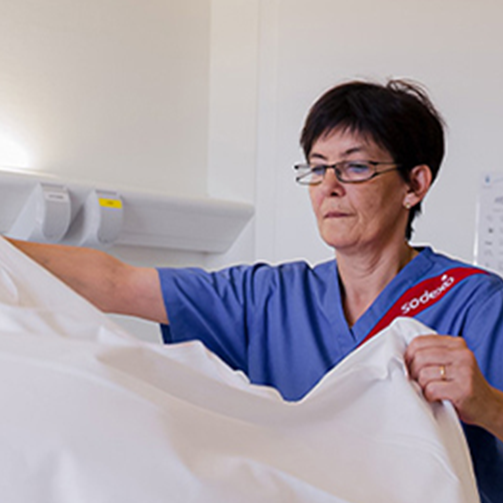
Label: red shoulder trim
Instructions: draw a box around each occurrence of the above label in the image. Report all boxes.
[358,267,487,347]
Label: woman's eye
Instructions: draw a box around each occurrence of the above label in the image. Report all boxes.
[310,165,326,175]
[346,162,370,173]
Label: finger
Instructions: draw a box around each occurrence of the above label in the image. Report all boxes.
[414,363,451,388]
[422,380,457,403]
[406,334,464,356]
[421,371,477,404]
[406,347,456,379]
[405,337,466,371]
[409,345,477,381]
[414,362,469,405]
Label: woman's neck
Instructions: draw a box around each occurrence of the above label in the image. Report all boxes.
[337,242,417,327]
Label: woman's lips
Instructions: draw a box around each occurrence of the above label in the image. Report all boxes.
[324,210,351,218]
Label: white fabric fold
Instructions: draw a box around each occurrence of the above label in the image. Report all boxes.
[0,237,480,503]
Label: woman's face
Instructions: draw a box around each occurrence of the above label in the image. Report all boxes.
[308,128,411,255]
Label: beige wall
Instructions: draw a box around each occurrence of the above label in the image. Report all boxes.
[2,0,502,341]
[2,0,503,269]
[0,0,210,197]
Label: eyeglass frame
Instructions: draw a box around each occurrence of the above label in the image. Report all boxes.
[293,160,401,185]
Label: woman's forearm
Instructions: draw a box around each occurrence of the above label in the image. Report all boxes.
[6,238,124,311]
[6,238,168,323]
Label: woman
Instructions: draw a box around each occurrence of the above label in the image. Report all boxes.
[157,80,503,503]
[11,80,503,502]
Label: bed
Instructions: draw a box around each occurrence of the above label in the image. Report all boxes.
[0,237,479,502]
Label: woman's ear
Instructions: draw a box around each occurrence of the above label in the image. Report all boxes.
[403,164,432,208]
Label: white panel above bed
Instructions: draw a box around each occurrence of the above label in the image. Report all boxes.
[0,169,254,253]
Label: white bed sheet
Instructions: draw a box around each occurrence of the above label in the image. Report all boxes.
[0,237,480,502]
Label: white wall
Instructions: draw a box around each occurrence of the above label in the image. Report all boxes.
[249,0,503,266]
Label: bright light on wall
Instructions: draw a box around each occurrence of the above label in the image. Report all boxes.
[0,133,32,170]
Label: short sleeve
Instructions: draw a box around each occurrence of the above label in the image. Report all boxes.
[156,265,274,374]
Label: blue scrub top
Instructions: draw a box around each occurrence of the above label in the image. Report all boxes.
[158,247,503,503]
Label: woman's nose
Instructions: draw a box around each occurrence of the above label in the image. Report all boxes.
[320,167,345,194]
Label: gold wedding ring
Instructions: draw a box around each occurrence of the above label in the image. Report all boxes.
[439,365,447,381]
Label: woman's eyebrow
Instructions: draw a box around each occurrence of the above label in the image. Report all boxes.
[308,153,328,162]
[343,146,366,156]
[309,145,366,162]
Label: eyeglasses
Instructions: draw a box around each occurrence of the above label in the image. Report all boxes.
[294,161,400,185]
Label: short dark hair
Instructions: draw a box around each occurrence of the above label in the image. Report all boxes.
[300,79,445,239]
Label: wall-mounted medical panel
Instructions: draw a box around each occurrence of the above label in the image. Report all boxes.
[0,170,254,253]
[475,172,503,274]
[9,182,72,243]
[65,189,124,248]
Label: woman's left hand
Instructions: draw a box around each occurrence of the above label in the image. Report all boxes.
[405,334,503,436]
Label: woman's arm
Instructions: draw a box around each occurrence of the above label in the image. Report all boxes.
[6,238,168,324]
